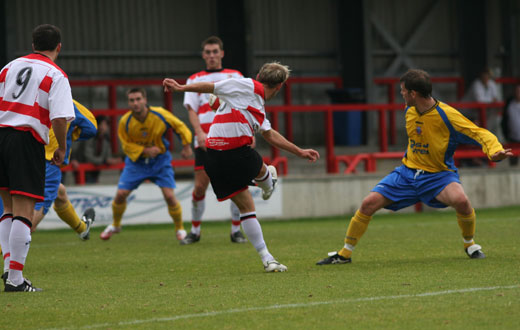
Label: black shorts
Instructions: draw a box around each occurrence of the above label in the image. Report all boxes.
[0,127,45,201]
[194,147,207,171]
[205,146,263,201]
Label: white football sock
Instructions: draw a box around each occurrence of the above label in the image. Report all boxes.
[240,213,274,263]
[254,165,273,192]
[9,217,32,286]
[230,202,241,233]
[191,194,205,235]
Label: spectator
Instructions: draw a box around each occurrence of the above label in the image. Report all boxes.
[462,67,502,128]
[460,67,502,166]
[502,84,520,165]
[72,116,122,183]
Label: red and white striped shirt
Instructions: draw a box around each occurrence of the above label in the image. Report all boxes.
[0,53,75,144]
[206,78,272,150]
[183,69,243,148]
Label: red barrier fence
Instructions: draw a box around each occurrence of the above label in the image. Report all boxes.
[68,77,519,183]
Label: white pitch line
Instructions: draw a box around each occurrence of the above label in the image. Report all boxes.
[48,284,520,330]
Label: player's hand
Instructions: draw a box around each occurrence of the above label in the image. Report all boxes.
[299,149,320,162]
[163,78,184,92]
[491,148,513,161]
[51,148,66,165]
[196,132,207,151]
[143,146,161,158]
[181,144,193,159]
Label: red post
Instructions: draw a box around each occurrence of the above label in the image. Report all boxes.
[388,83,396,145]
[379,108,388,152]
[108,85,118,154]
[325,108,337,173]
[284,83,293,141]
[479,105,487,128]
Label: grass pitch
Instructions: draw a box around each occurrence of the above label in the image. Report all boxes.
[2,206,520,329]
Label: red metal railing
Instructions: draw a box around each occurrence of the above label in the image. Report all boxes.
[68,77,519,183]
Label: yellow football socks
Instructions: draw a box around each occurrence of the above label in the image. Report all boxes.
[339,210,372,259]
[54,201,85,234]
[457,209,476,248]
[112,201,126,228]
[168,203,184,231]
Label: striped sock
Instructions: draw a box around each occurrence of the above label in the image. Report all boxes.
[191,193,205,235]
[230,201,241,233]
[9,217,32,286]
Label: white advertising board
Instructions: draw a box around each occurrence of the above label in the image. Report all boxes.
[38,180,282,229]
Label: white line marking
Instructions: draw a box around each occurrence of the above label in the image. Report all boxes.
[47,284,520,329]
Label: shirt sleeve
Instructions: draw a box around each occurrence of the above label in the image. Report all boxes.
[449,108,504,158]
[183,77,199,112]
[48,74,75,122]
[163,111,193,145]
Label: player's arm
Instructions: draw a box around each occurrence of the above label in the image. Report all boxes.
[261,128,319,162]
[163,79,215,94]
[51,118,68,165]
[161,110,193,159]
[187,105,207,150]
[117,116,145,162]
[450,110,511,160]
[71,101,98,141]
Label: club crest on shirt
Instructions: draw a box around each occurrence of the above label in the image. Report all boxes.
[142,131,148,138]
[416,126,422,135]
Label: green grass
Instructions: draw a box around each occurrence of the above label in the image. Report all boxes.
[2,206,520,329]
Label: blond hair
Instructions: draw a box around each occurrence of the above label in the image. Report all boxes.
[256,62,290,88]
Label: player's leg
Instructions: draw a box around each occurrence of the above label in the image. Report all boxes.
[0,191,13,282]
[254,163,277,200]
[231,189,286,272]
[100,189,130,240]
[317,191,391,265]
[435,182,484,258]
[161,187,186,240]
[229,200,247,243]
[188,168,210,240]
[317,166,414,265]
[101,162,142,240]
[53,184,95,240]
[7,194,38,289]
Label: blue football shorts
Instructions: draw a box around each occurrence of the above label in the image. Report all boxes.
[118,153,176,191]
[34,162,62,215]
[371,165,461,211]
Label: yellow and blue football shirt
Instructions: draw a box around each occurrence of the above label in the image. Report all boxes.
[402,100,504,172]
[118,106,192,163]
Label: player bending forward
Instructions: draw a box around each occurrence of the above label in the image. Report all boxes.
[164,62,320,272]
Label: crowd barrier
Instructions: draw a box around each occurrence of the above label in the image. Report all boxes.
[68,76,520,183]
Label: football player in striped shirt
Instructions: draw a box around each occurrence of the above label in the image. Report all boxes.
[182,36,247,245]
[0,24,75,292]
[164,62,320,272]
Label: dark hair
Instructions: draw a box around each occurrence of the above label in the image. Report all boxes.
[95,115,108,124]
[399,69,432,98]
[201,36,223,50]
[32,24,61,51]
[126,88,147,98]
